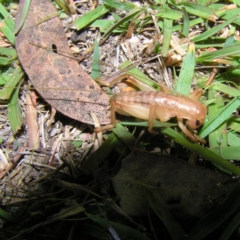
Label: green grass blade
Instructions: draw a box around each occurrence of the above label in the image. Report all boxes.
[121,121,176,128]
[228,117,240,133]
[86,213,151,240]
[215,6,240,25]
[50,205,85,220]
[13,0,31,34]
[100,9,142,43]
[181,7,189,37]
[173,17,203,32]
[195,43,223,48]
[196,44,240,63]
[212,82,240,97]
[91,19,115,34]
[207,89,227,148]
[0,3,9,18]
[0,56,14,65]
[0,17,15,45]
[210,146,240,160]
[54,0,71,15]
[227,132,240,146]
[0,67,12,84]
[217,68,240,82]
[0,207,17,223]
[91,40,101,80]
[8,81,23,135]
[200,97,240,138]
[161,127,240,176]
[179,2,217,22]
[176,42,195,95]
[103,0,138,11]
[193,14,239,43]
[162,18,172,57]
[224,35,235,48]
[0,47,17,57]
[155,5,182,21]
[0,46,17,65]
[4,14,14,32]
[74,5,109,30]
[0,66,24,100]
[112,123,136,148]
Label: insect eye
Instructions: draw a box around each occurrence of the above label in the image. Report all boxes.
[186,119,201,130]
[52,44,58,53]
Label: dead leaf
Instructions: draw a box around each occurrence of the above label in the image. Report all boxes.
[112,150,235,221]
[15,0,110,125]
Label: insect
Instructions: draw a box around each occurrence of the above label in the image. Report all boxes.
[97,74,207,143]
[27,41,207,143]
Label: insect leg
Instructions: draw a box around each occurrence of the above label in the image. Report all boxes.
[97,74,156,91]
[94,101,117,133]
[178,118,197,142]
[178,118,206,143]
[110,101,117,128]
[148,103,156,133]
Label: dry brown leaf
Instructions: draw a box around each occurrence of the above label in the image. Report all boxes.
[15,0,110,125]
[112,150,235,220]
[26,91,40,148]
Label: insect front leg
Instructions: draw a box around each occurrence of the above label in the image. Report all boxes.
[94,100,119,133]
[177,118,206,144]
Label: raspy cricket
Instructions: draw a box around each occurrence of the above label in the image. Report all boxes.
[94,72,207,143]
